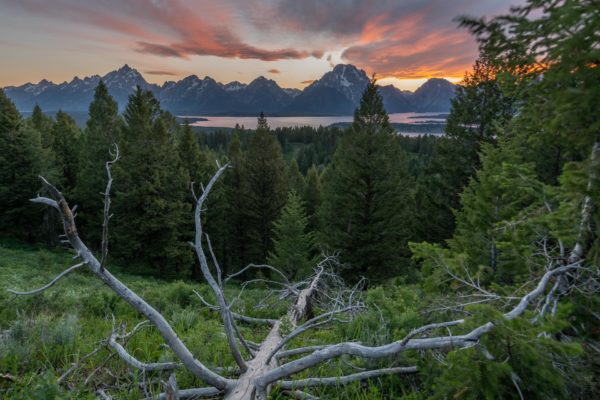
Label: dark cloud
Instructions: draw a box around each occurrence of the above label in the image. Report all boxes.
[301,79,315,84]
[268,68,281,74]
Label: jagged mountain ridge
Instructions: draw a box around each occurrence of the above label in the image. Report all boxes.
[4,64,456,115]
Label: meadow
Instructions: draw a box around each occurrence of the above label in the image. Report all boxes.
[0,242,422,399]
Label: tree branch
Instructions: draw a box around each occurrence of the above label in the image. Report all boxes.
[279,366,418,389]
[193,163,247,372]
[100,144,119,269]
[258,261,583,386]
[7,262,86,295]
[31,172,230,390]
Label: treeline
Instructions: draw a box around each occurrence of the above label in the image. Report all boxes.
[0,80,450,283]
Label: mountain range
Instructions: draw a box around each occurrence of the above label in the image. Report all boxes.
[4,64,456,116]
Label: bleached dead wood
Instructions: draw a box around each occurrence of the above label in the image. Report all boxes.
[11,142,599,399]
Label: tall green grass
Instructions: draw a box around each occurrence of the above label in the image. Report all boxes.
[0,242,420,399]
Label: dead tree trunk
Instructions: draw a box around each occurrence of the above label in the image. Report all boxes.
[8,143,598,399]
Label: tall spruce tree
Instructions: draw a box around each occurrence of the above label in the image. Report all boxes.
[112,87,190,278]
[224,132,251,271]
[287,159,305,195]
[0,89,48,241]
[449,141,543,283]
[30,104,55,149]
[320,77,414,281]
[303,164,322,233]
[267,191,316,279]
[244,113,287,262]
[75,81,122,246]
[415,56,514,243]
[51,111,81,194]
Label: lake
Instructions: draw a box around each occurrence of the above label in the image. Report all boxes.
[180,112,447,130]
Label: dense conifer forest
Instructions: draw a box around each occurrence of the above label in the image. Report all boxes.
[0,0,598,398]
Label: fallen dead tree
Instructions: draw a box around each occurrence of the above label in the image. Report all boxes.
[8,143,599,399]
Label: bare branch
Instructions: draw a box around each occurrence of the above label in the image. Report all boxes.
[31,172,230,389]
[192,163,247,371]
[279,366,418,389]
[225,263,291,288]
[30,195,59,210]
[258,262,583,387]
[276,346,330,360]
[205,234,222,288]
[108,331,180,372]
[150,387,222,400]
[100,144,119,269]
[7,262,85,295]
[400,320,465,346]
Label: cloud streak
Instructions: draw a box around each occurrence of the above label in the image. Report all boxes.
[1,0,519,81]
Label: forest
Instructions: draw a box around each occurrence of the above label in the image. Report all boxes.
[0,1,598,398]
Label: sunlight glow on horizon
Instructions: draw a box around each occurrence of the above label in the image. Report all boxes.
[0,1,518,90]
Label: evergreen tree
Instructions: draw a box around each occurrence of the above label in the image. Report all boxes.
[449,141,543,282]
[415,56,514,243]
[74,81,122,245]
[51,111,80,194]
[460,0,599,183]
[244,114,287,262]
[178,123,211,185]
[0,90,47,241]
[320,78,414,281]
[112,87,190,278]
[267,191,316,279]
[224,132,251,271]
[303,164,322,232]
[30,104,55,149]
[287,159,305,195]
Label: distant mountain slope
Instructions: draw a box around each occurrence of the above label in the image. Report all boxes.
[4,64,457,115]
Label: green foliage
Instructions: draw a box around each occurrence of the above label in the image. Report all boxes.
[415,56,514,244]
[0,91,49,242]
[74,81,122,246]
[286,159,305,195]
[460,0,600,183]
[421,305,583,400]
[450,141,544,283]
[243,115,287,262]
[320,78,415,281]
[112,87,191,278]
[267,191,316,279]
[223,132,252,271]
[303,164,322,233]
[51,111,81,194]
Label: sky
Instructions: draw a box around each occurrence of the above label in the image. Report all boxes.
[0,0,519,91]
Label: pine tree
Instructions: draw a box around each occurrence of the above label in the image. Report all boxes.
[178,123,211,186]
[224,132,251,271]
[74,81,122,245]
[287,159,305,195]
[415,56,514,244]
[449,141,543,283]
[244,113,287,262]
[320,77,414,281]
[30,104,55,149]
[51,111,81,194]
[112,87,190,278]
[303,164,322,232]
[267,191,316,279]
[0,89,47,241]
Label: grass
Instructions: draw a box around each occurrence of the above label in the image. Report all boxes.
[0,242,420,399]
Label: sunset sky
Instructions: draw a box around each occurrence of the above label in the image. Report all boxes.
[0,0,519,91]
